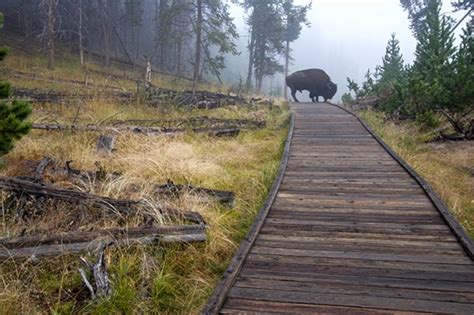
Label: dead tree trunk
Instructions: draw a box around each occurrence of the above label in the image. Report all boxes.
[246,28,255,91]
[102,19,111,67]
[46,0,56,70]
[192,0,203,94]
[284,40,290,100]
[78,0,84,67]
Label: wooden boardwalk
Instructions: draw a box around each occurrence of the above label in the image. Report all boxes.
[204,102,474,314]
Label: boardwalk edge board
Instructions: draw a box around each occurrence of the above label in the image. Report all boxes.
[328,102,474,259]
[202,113,295,315]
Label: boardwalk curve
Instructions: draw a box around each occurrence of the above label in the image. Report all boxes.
[204,102,474,314]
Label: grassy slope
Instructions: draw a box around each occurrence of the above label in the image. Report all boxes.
[360,110,473,238]
[0,39,289,314]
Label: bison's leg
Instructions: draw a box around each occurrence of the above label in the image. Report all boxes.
[291,88,299,102]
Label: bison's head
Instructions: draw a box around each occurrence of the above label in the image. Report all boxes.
[325,82,337,100]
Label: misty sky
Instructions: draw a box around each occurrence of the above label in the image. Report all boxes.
[227,0,467,101]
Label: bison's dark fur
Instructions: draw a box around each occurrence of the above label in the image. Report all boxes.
[286,68,337,103]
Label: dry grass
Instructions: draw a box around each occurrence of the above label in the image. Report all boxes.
[360,109,474,237]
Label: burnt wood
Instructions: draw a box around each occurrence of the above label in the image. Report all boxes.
[203,103,474,314]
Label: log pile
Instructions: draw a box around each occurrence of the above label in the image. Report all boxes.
[0,174,207,261]
[0,157,242,260]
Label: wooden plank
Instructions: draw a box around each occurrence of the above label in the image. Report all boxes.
[267,211,444,224]
[253,239,462,256]
[240,267,474,293]
[233,277,474,303]
[222,298,420,315]
[256,234,461,250]
[227,287,474,314]
[277,191,429,200]
[270,206,437,216]
[259,226,458,242]
[262,221,455,237]
[250,246,472,265]
[246,253,474,274]
[264,218,450,231]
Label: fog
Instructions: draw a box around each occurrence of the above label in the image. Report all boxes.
[226,0,467,101]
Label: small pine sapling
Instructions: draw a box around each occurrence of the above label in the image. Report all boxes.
[0,12,32,165]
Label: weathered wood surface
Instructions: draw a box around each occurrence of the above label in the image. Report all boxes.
[204,102,474,314]
[0,225,206,261]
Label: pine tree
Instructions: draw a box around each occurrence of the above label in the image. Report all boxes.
[242,0,285,93]
[378,33,405,88]
[0,12,32,163]
[374,33,409,113]
[443,24,474,137]
[409,0,456,120]
[192,0,238,91]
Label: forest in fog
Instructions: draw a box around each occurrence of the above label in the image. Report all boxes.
[0,0,311,94]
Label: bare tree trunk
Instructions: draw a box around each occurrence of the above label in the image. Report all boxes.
[102,20,111,67]
[192,0,203,94]
[101,0,112,68]
[159,0,167,72]
[177,34,182,76]
[255,38,265,94]
[245,29,255,91]
[78,0,84,67]
[46,0,56,70]
[284,40,290,100]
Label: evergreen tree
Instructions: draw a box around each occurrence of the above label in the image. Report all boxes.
[378,33,405,88]
[443,24,474,137]
[0,12,32,163]
[400,0,429,38]
[376,33,409,113]
[408,0,456,120]
[241,0,285,93]
[192,0,238,91]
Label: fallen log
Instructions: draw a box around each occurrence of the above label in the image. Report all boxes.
[0,226,206,261]
[31,123,240,137]
[0,224,204,249]
[0,176,205,224]
[109,116,266,130]
[155,181,235,206]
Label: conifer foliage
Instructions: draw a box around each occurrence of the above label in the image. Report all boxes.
[345,0,473,138]
[0,12,32,160]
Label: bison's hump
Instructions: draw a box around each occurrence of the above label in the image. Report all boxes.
[286,68,332,90]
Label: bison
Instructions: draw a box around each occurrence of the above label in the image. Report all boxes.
[286,68,337,103]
